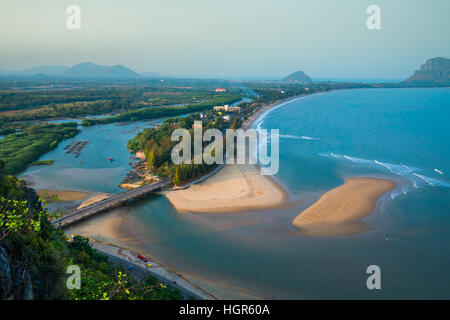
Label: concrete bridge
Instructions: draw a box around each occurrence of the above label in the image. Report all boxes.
[51,179,170,228]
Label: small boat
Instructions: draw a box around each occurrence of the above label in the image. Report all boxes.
[109,157,114,162]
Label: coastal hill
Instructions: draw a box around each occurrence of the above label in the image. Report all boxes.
[0,62,159,79]
[281,70,312,84]
[404,57,450,84]
[62,62,138,78]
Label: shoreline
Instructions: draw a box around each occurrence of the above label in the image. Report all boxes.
[162,164,287,214]
[292,177,396,236]
[163,93,397,222]
[161,94,305,213]
[242,94,307,130]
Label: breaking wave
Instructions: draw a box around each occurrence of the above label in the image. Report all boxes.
[320,152,450,193]
[279,134,319,141]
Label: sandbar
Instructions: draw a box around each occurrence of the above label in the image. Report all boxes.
[77,193,110,209]
[36,189,91,202]
[292,177,396,236]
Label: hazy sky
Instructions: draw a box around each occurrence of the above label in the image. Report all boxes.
[1,0,449,79]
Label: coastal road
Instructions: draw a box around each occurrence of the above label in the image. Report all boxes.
[88,238,216,300]
[51,179,170,228]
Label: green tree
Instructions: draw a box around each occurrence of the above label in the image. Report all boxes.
[147,150,155,169]
[172,166,181,185]
[27,125,40,135]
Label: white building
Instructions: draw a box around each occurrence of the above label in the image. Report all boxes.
[214,105,241,112]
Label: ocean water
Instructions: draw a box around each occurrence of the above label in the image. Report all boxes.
[24,88,450,299]
[257,88,449,195]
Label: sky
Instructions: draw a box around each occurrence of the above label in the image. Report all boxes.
[0,0,449,79]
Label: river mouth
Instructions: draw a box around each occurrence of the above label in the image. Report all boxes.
[23,88,450,299]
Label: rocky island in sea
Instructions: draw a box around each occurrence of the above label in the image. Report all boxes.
[404,57,450,85]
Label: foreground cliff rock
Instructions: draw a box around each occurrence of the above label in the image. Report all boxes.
[0,177,68,300]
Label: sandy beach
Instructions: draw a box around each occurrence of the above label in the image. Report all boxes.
[162,164,287,213]
[292,177,396,236]
[77,193,110,209]
[36,189,91,202]
[161,97,302,213]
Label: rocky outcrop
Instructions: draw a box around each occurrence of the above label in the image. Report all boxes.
[0,181,65,300]
[0,246,13,298]
[404,57,450,84]
[281,71,312,84]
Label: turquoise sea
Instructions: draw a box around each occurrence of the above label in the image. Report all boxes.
[21,88,450,299]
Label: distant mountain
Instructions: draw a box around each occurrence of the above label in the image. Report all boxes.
[281,71,312,84]
[0,69,14,75]
[21,65,68,76]
[62,62,138,78]
[140,72,160,78]
[404,57,450,84]
[0,65,68,76]
[0,63,145,79]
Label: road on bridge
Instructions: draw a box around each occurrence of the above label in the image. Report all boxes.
[51,179,170,228]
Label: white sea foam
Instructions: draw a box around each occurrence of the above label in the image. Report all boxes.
[344,155,357,162]
[401,186,409,195]
[402,164,413,171]
[279,134,319,141]
[390,191,400,199]
[434,168,444,175]
[412,173,435,186]
[300,136,317,140]
[321,152,450,191]
[413,173,450,188]
[374,160,399,174]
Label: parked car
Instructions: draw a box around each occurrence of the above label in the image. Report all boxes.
[137,254,148,262]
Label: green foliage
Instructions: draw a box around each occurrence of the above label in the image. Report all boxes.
[27,125,41,135]
[0,88,228,122]
[68,235,183,300]
[68,235,105,262]
[82,94,240,126]
[0,128,15,135]
[0,175,70,299]
[146,149,155,169]
[173,167,181,186]
[0,87,139,114]
[0,175,183,300]
[0,123,79,175]
[31,160,55,166]
[0,197,43,239]
[127,113,218,185]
